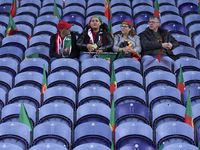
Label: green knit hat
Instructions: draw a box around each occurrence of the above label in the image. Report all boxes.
[88,16,103,26]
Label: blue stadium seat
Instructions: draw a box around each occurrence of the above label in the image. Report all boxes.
[39,6,62,17]
[76,103,110,125]
[32,122,71,149]
[42,0,63,10]
[51,58,79,76]
[14,24,32,40]
[152,103,185,130]
[177,0,198,9]
[1,103,36,126]
[116,122,153,149]
[111,6,132,17]
[183,71,200,87]
[81,58,110,75]
[143,58,171,77]
[148,86,181,110]
[115,102,150,125]
[48,72,78,92]
[114,86,146,106]
[172,34,192,47]
[0,88,6,110]
[132,0,153,9]
[136,24,148,35]
[162,23,187,35]
[43,86,76,109]
[0,6,11,17]
[112,24,121,35]
[194,34,200,51]
[0,26,5,40]
[179,4,198,19]
[88,0,105,7]
[157,0,176,6]
[20,58,49,75]
[13,15,35,30]
[119,143,156,150]
[196,126,200,146]
[2,35,27,52]
[29,143,67,150]
[193,103,200,131]
[162,143,198,150]
[14,72,43,91]
[36,15,59,27]
[160,5,179,16]
[111,14,133,26]
[0,58,18,78]
[8,86,41,109]
[0,143,23,150]
[116,71,143,89]
[173,46,197,58]
[110,0,130,8]
[133,5,154,19]
[188,24,200,40]
[0,122,30,150]
[0,72,12,93]
[29,35,51,48]
[0,15,8,28]
[63,6,85,18]
[73,143,110,150]
[62,15,85,29]
[145,71,176,92]
[25,46,50,63]
[183,85,200,106]
[156,122,195,149]
[33,24,57,36]
[78,86,110,106]
[0,0,19,7]
[20,0,41,11]
[86,6,105,18]
[134,14,151,29]
[71,25,83,36]
[65,0,86,9]
[17,6,38,19]
[38,103,73,128]
[113,58,141,74]
[161,15,183,27]
[80,72,110,90]
[184,14,200,29]
[74,121,112,147]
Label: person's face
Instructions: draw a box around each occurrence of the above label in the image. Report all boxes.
[59,28,71,37]
[90,17,101,30]
[121,24,131,35]
[148,18,160,32]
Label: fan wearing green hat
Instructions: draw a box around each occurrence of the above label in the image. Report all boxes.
[77,16,114,62]
[113,20,141,61]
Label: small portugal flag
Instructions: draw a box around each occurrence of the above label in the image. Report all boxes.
[109,98,116,132]
[177,64,185,93]
[10,0,17,18]
[104,0,113,37]
[41,64,47,94]
[5,14,18,37]
[110,64,117,95]
[53,0,61,21]
[154,0,160,18]
[185,90,194,130]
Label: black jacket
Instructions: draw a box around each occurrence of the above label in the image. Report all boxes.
[76,24,114,52]
[50,32,79,59]
[139,27,179,60]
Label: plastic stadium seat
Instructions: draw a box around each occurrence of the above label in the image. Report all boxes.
[0,26,5,40]
[25,46,50,63]
[114,86,146,106]
[116,71,143,89]
[20,58,48,76]
[161,15,183,27]
[145,71,176,92]
[196,126,200,146]
[78,86,110,106]
[74,121,112,147]
[48,72,78,92]
[87,0,105,7]
[111,6,132,17]
[132,0,153,9]
[163,23,187,35]
[188,24,200,40]
[13,15,35,30]
[184,14,200,29]
[42,0,63,10]
[0,15,8,28]
[115,102,150,125]
[113,58,141,74]
[0,72,12,93]
[73,143,110,150]
[173,46,197,58]
[81,58,110,75]
[38,103,73,128]
[39,6,62,17]
[183,85,200,106]
[29,143,68,150]
[162,143,198,150]
[110,0,130,8]
[157,0,175,6]
[20,0,41,11]
[86,6,105,18]
[111,14,133,26]
[194,35,200,50]
[63,6,85,18]
[143,58,171,77]
[0,0,19,7]
[179,4,198,19]
[79,72,110,90]
[0,143,23,150]
[65,0,86,9]
[119,143,156,150]
[17,6,38,19]
[177,0,198,9]
[112,24,121,35]
[133,5,154,19]
[116,122,153,149]
[29,35,51,48]
[0,6,11,17]
[32,122,71,149]
[192,103,200,131]
[160,5,179,16]
[43,86,76,109]
[0,58,18,78]
[1,103,36,126]
[14,24,32,40]
[76,103,110,125]
[148,86,181,110]
[71,25,83,36]
[0,122,30,150]
[137,24,148,35]
[33,24,57,36]
[183,71,200,88]
[62,15,85,29]
[36,15,59,27]
[172,34,192,47]
[14,72,43,91]
[2,35,27,52]
[156,122,195,149]
[152,103,185,130]
[0,88,6,110]
[8,86,41,109]
[174,58,200,77]
[134,14,151,29]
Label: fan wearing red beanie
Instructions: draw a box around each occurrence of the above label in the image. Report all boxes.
[49,20,79,63]
[113,20,141,61]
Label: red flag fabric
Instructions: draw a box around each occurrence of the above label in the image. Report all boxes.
[104,0,113,36]
[10,0,17,18]
[154,0,160,18]
[157,48,162,62]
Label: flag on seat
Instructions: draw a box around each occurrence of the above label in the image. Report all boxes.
[185,90,194,130]
[10,0,17,18]
[24,52,39,60]
[104,0,113,37]
[5,14,18,37]
[177,64,185,93]
[158,143,164,150]
[110,64,117,95]
[154,0,160,18]
[53,0,61,21]
[41,64,47,94]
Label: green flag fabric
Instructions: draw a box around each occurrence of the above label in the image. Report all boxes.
[24,52,39,60]
[109,98,116,132]
[177,64,185,93]
[93,53,117,64]
[158,144,164,150]
[53,0,61,21]
[6,14,18,36]
[154,0,160,18]
[104,0,113,36]
[185,90,194,130]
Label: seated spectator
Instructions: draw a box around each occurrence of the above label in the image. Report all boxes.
[139,15,179,64]
[76,16,114,62]
[50,20,79,63]
[113,20,141,61]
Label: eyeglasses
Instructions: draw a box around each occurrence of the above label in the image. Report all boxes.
[148,21,159,24]
[120,25,129,28]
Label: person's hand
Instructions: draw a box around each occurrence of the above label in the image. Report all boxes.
[123,46,130,54]
[127,47,135,53]
[87,44,95,51]
[167,42,173,49]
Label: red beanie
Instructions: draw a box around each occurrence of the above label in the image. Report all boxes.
[122,20,134,27]
[57,21,73,30]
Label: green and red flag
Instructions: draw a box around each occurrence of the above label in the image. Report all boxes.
[24,52,39,60]
[156,48,162,62]
[5,14,18,37]
[158,143,164,150]
[177,64,185,93]
[110,64,117,95]
[18,101,34,131]
[154,0,160,18]
[53,0,61,21]
[185,90,194,130]
[41,64,47,94]
[109,98,116,132]
[104,0,113,37]
[10,0,17,18]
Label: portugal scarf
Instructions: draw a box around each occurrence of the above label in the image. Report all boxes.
[56,33,72,57]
